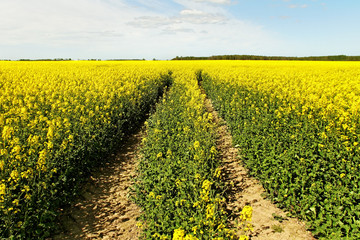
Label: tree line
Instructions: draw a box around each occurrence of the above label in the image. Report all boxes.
[172,55,360,61]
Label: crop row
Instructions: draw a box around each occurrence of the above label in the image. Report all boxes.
[132,69,252,240]
[0,61,172,239]
[201,61,360,239]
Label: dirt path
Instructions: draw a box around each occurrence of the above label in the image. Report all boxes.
[49,91,314,240]
[51,130,143,240]
[203,97,315,240]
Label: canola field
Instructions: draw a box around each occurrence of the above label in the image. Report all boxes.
[201,61,360,239]
[0,61,173,238]
[1,60,360,239]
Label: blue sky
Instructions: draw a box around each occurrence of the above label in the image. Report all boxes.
[0,0,359,60]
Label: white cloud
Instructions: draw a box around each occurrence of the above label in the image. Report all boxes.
[0,0,283,59]
[128,16,175,28]
[288,4,308,8]
[0,0,136,44]
[180,9,205,15]
[162,26,195,35]
[178,10,227,24]
[128,7,227,28]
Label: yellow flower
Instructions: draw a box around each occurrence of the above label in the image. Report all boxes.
[0,149,7,156]
[68,134,74,142]
[10,170,19,182]
[202,180,211,191]
[210,146,217,154]
[206,204,215,219]
[0,183,6,196]
[173,228,185,240]
[11,145,21,155]
[148,192,155,198]
[239,235,249,240]
[193,141,200,149]
[214,168,221,178]
[37,149,47,171]
[136,221,143,229]
[25,193,31,200]
[185,234,199,240]
[12,199,19,206]
[1,126,13,140]
[244,223,254,232]
[192,225,198,234]
[21,185,30,192]
[240,206,253,222]
[175,179,182,187]
[47,125,54,139]
[0,160,4,171]
[152,233,161,238]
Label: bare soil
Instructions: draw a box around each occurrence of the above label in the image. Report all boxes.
[50,130,143,240]
[204,97,315,240]
[49,95,315,240]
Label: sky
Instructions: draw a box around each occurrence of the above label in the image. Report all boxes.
[0,0,359,60]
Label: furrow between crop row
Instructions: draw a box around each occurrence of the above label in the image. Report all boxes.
[132,70,251,239]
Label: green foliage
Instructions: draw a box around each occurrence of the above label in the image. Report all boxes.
[172,54,360,61]
[132,74,235,239]
[0,67,173,239]
[202,73,360,240]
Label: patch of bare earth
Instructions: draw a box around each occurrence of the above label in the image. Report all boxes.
[204,97,315,240]
[50,130,143,240]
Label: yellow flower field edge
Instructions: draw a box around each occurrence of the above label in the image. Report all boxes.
[132,70,252,240]
[0,61,173,239]
[200,61,360,239]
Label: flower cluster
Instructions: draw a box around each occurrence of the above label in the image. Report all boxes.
[0,61,173,238]
[201,60,360,239]
[133,67,238,239]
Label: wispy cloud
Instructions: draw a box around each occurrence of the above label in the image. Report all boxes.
[280,16,291,19]
[128,7,227,28]
[179,9,227,24]
[288,4,308,8]
[180,9,204,15]
[0,0,135,44]
[128,16,174,28]
[162,26,195,35]
[0,0,283,59]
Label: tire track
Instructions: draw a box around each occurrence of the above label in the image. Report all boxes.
[203,94,315,240]
[50,130,143,240]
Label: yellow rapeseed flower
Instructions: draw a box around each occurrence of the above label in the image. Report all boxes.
[173,228,185,240]
[1,126,13,140]
[240,206,253,222]
[0,183,6,196]
[0,160,4,171]
[193,141,200,149]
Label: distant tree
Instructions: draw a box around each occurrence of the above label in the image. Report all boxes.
[171,54,360,61]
